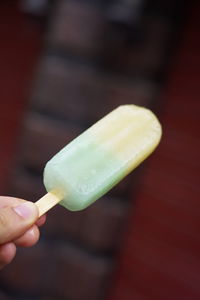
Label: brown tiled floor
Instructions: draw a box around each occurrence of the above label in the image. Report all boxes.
[0,1,42,192]
[111,2,200,299]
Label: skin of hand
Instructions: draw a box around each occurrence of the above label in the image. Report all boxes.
[0,196,46,270]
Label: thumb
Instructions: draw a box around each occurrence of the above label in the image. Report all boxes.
[0,202,39,244]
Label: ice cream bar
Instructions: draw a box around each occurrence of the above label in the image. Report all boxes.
[36,105,162,216]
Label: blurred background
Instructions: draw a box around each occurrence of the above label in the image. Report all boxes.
[0,0,199,299]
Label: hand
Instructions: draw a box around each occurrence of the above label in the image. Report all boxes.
[0,196,46,270]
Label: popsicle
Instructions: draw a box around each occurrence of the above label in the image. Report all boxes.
[36,105,162,216]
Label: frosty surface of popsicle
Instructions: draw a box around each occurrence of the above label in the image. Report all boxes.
[43,105,162,211]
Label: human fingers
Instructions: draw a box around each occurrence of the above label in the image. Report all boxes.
[0,197,47,227]
[0,202,39,244]
[36,214,46,227]
[14,225,40,247]
[0,242,16,270]
[0,196,27,208]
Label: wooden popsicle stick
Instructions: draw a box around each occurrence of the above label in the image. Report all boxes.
[35,190,63,217]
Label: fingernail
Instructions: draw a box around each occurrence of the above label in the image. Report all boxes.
[13,203,35,220]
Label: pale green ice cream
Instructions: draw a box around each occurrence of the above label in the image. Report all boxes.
[43,105,162,211]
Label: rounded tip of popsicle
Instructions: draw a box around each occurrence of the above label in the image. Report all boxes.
[118,104,162,132]
[116,104,162,156]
